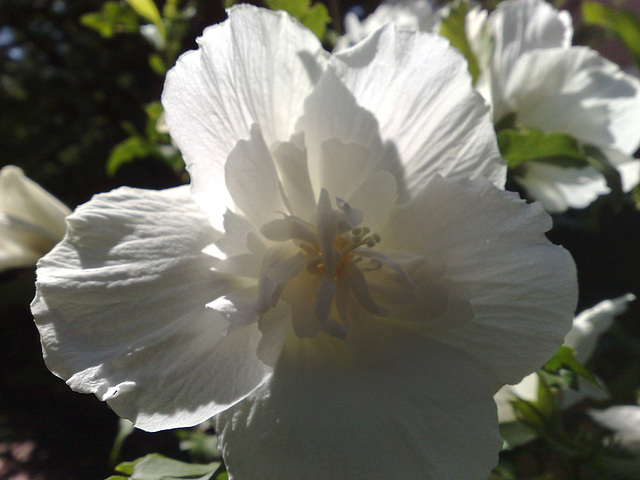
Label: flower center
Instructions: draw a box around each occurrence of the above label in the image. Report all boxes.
[256,188,417,339]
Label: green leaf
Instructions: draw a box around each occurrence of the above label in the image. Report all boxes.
[497,127,588,169]
[543,345,597,384]
[582,1,640,64]
[510,398,548,431]
[265,0,330,40]
[125,0,166,38]
[115,460,136,475]
[632,183,640,210]
[106,135,154,176]
[110,454,220,480]
[535,375,556,420]
[149,53,167,76]
[80,1,139,38]
[439,1,480,84]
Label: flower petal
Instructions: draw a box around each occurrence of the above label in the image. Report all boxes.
[331,25,505,195]
[217,331,501,479]
[589,406,640,453]
[382,175,577,384]
[162,4,327,226]
[504,47,640,153]
[489,0,573,114]
[0,166,70,239]
[32,186,272,431]
[225,124,286,227]
[515,162,608,213]
[298,69,390,197]
[0,166,70,270]
[346,170,397,232]
[566,293,635,363]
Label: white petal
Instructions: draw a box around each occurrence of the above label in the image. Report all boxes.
[465,7,493,104]
[0,166,70,270]
[504,47,640,153]
[271,140,316,220]
[32,186,272,431]
[515,162,608,213]
[336,0,439,51]
[489,0,572,114]
[0,166,70,238]
[331,25,505,196]
[225,124,286,227]
[494,372,539,424]
[566,293,635,363]
[381,175,577,384]
[215,210,263,257]
[217,331,501,480]
[600,146,640,192]
[589,406,640,453]
[207,286,259,334]
[299,69,387,197]
[346,170,397,232]
[317,138,373,201]
[162,5,327,226]
[0,228,43,270]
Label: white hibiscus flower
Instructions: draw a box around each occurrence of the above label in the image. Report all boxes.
[469,0,640,212]
[0,166,70,272]
[32,6,578,479]
[335,0,441,51]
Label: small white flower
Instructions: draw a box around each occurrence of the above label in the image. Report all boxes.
[589,406,640,454]
[470,0,640,212]
[0,166,70,272]
[495,294,635,446]
[32,6,577,479]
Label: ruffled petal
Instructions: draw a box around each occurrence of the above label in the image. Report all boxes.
[217,330,501,480]
[330,25,505,196]
[503,47,640,153]
[162,4,327,226]
[32,186,272,431]
[381,175,577,384]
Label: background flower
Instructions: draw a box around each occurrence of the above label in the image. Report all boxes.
[0,165,70,272]
[495,294,635,448]
[472,0,640,212]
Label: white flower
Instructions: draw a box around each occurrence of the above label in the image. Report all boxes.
[495,294,635,446]
[565,293,636,364]
[335,0,441,51]
[589,406,640,454]
[469,0,640,212]
[0,166,70,272]
[32,6,577,479]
